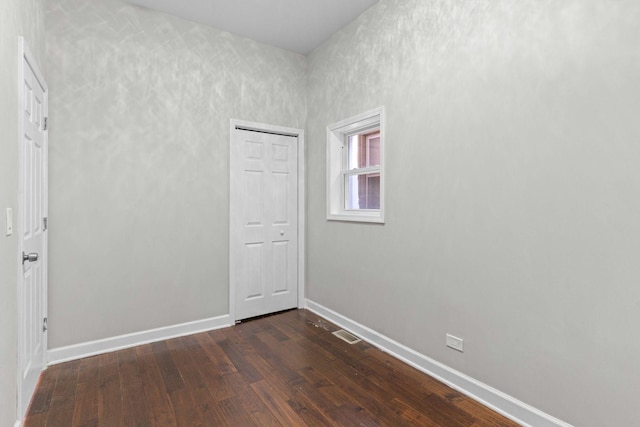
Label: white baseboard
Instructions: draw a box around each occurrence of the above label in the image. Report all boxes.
[48,314,232,365]
[305,300,573,427]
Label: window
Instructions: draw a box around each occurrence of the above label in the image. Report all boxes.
[327,107,385,223]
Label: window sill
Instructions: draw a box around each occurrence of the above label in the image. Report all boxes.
[327,212,384,224]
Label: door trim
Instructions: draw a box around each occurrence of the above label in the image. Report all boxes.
[229,119,305,323]
[17,37,48,419]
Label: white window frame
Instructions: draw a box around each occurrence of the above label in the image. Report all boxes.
[327,107,385,223]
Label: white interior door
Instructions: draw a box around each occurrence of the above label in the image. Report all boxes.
[19,39,48,418]
[231,127,299,321]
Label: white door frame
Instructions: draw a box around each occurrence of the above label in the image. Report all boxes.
[229,119,305,323]
[17,37,48,419]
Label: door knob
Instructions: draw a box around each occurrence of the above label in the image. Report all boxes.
[280,230,284,236]
[22,252,39,263]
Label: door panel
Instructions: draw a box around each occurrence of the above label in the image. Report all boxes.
[272,241,289,294]
[272,172,289,223]
[244,170,264,224]
[19,42,48,418]
[232,129,298,320]
[245,243,265,299]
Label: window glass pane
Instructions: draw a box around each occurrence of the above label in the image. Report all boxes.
[348,134,360,170]
[346,173,380,210]
[366,134,380,167]
[347,131,380,169]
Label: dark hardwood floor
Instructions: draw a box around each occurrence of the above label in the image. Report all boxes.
[24,309,520,426]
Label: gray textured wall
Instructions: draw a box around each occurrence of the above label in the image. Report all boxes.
[39,0,640,424]
[306,1,640,426]
[0,0,46,424]
[45,0,306,348]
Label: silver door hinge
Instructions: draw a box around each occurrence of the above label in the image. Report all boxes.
[43,217,48,231]
[43,117,48,131]
[43,317,48,332]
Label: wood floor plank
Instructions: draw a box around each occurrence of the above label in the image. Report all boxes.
[260,316,291,342]
[27,364,61,414]
[221,370,281,427]
[38,359,81,427]
[255,329,313,371]
[421,393,477,426]
[251,379,307,426]
[190,333,237,375]
[50,359,81,406]
[43,402,76,427]
[269,316,340,368]
[25,309,521,427]
[118,347,151,427]
[218,395,258,427]
[135,345,177,427]
[244,331,301,383]
[305,329,372,371]
[296,365,359,409]
[389,396,444,426]
[23,412,47,427]
[168,388,206,427]
[182,338,236,403]
[71,382,99,427]
[364,346,456,396]
[264,313,312,342]
[453,393,520,427]
[151,341,185,394]
[97,352,124,427]
[330,372,414,427]
[165,337,226,426]
[286,376,346,426]
[327,402,381,427]
[76,355,101,384]
[217,336,263,384]
[72,356,101,427]
[286,389,338,427]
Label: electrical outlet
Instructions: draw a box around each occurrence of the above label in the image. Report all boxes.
[446,334,464,352]
[6,208,12,236]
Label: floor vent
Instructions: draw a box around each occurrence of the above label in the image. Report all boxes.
[332,329,361,344]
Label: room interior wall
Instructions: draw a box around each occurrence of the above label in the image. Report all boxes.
[45,0,306,348]
[306,1,640,426]
[0,0,46,424]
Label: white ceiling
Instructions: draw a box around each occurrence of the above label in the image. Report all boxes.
[127,0,380,55]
